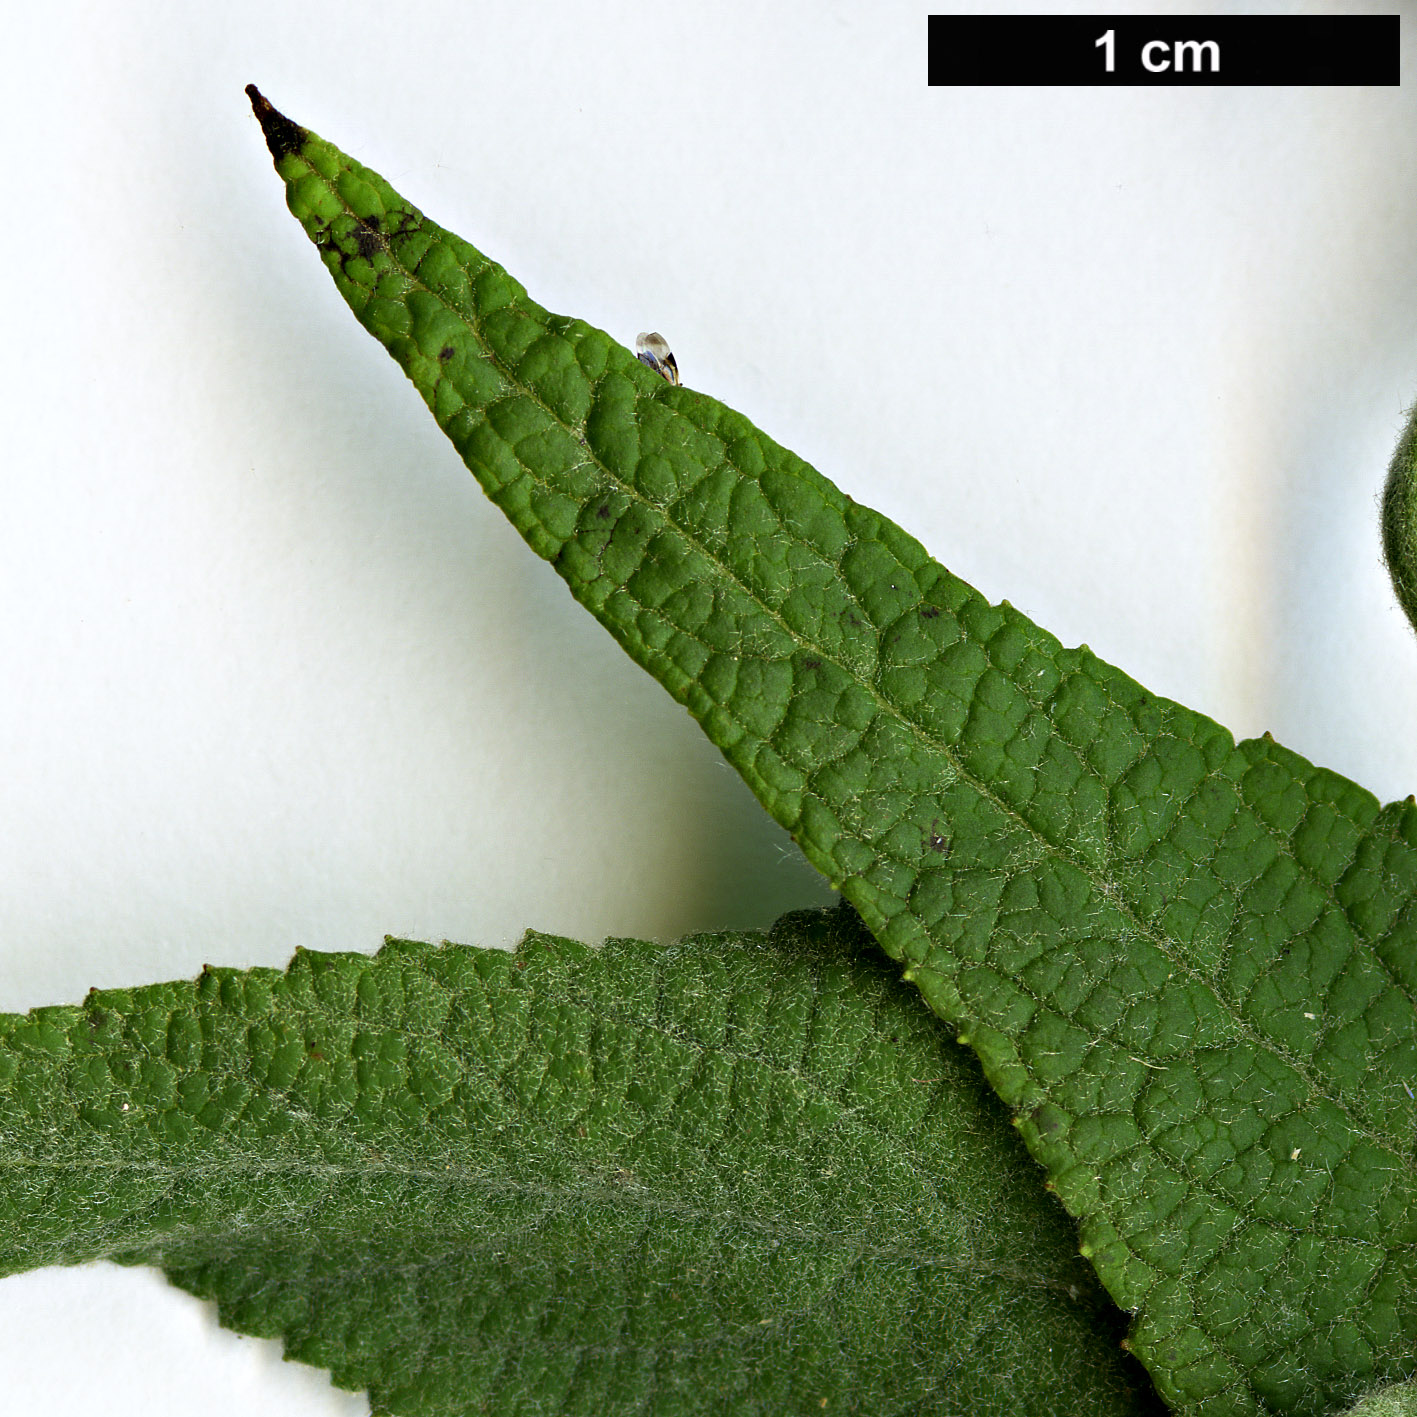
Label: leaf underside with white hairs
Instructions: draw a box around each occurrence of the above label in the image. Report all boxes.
[0,906,1158,1415]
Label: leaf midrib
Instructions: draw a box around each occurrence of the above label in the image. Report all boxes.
[3,967,1002,1248]
[1,1152,1093,1294]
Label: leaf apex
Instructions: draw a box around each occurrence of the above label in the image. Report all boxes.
[245,84,306,163]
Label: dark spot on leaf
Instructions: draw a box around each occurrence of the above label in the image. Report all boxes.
[1028,1103,1063,1136]
[438,346,455,362]
[928,820,949,855]
[803,657,822,670]
[596,504,612,519]
[920,605,941,620]
[245,85,306,163]
[353,222,385,261]
[308,1048,326,1062]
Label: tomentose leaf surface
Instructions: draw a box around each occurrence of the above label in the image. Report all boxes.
[0,907,1155,1416]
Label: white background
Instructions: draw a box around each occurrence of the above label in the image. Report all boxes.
[3,0,1416,1411]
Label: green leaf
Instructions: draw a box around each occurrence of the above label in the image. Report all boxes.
[0,905,1156,1416]
[1383,407,1417,637]
[248,89,1417,1416]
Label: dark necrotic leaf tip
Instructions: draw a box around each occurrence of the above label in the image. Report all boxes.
[245,84,306,162]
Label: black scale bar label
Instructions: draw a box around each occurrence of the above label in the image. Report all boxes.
[928,15,1399,86]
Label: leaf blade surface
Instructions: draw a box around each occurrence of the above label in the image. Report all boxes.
[0,907,1153,1416]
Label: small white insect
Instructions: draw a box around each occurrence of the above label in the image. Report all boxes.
[635,331,680,386]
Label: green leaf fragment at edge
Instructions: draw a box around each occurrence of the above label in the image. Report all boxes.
[0,906,1158,1417]
[249,89,1417,1414]
[1383,406,1417,638]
